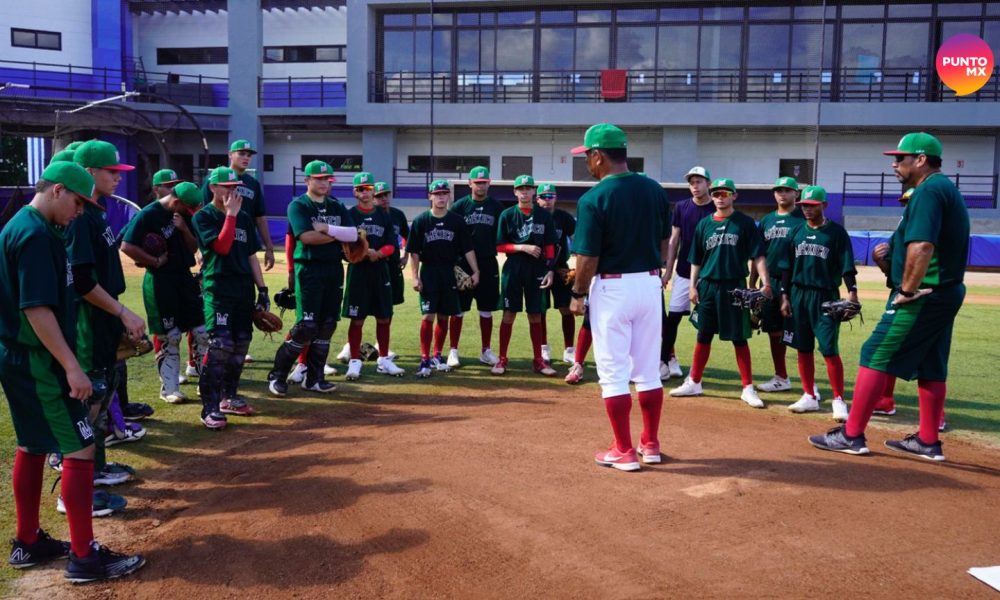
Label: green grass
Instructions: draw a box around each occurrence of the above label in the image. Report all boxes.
[1,272,999,595]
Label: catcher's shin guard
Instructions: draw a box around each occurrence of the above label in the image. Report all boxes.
[155,328,183,395]
[200,329,234,411]
[304,318,336,384]
[223,330,252,399]
[190,325,210,377]
[269,320,318,381]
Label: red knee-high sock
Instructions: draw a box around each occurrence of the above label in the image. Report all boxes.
[152,335,162,354]
[879,376,897,405]
[575,327,592,364]
[918,380,947,444]
[479,315,492,351]
[690,342,712,383]
[348,321,364,359]
[433,319,446,356]
[734,344,753,386]
[769,335,787,379]
[604,393,634,453]
[12,450,45,544]
[529,320,543,362]
[61,458,95,558]
[419,320,433,359]
[498,320,513,359]
[449,315,463,350]
[376,321,391,357]
[637,388,664,447]
[797,351,816,396]
[845,366,892,438]
[298,344,308,364]
[561,313,575,349]
[824,355,845,399]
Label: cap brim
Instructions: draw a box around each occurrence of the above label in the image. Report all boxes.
[103,164,136,171]
[570,145,590,155]
[882,150,909,156]
[309,174,334,180]
[232,149,257,155]
[211,181,241,186]
[796,199,825,205]
[470,178,490,183]
[772,186,796,191]
[155,179,182,186]
[80,195,105,210]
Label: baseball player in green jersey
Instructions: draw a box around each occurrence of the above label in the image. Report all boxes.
[375,181,410,307]
[193,167,268,429]
[151,168,182,201]
[777,186,856,421]
[407,180,479,378]
[343,172,404,380]
[1,161,146,581]
[447,166,503,368]
[670,178,771,408]
[751,177,805,394]
[491,175,558,376]
[533,183,578,365]
[121,181,208,405]
[266,161,355,396]
[811,133,969,460]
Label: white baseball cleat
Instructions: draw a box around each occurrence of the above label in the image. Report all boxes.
[540,344,551,363]
[185,363,200,377]
[831,396,849,422]
[667,357,684,378]
[565,362,584,384]
[669,376,703,397]
[813,385,822,402]
[336,342,351,363]
[374,342,397,361]
[562,347,575,365]
[446,348,461,368]
[324,363,337,376]
[288,362,308,384]
[159,392,186,405]
[480,349,499,366]
[788,393,820,413]
[757,375,791,392]
[741,385,765,408]
[377,356,405,377]
[659,361,670,381]
[345,359,363,381]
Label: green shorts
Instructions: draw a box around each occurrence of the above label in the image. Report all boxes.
[388,259,405,306]
[690,279,751,342]
[0,342,95,454]
[859,285,965,382]
[460,255,500,313]
[547,269,572,310]
[342,262,393,320]
[203,277,255,334]
[143,270,205,335]
[759,276,785,333]
[782,287,840,356]
[419,264,461,316]
[296,262,344,323]
[500,257,549,314]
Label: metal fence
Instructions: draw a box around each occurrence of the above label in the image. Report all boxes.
[258,76,347,108]
[842,172,998,209]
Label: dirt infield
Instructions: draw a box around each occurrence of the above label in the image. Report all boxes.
[15,383,1000,599]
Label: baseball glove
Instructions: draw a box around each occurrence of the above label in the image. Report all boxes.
[454,265,474,291]
[116,334,154,361]
[729,288,770,331]
[359,341,379,361]
[556,268,576,287]
[821,300,863,323]
[342,229,369,264]
[252,309,283,334]
[142,232,167,258]
[273,287,296,312]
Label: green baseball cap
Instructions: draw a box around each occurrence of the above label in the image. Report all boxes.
[513,174,535,188]
[152,169,182,186]
[468,166,490,182]
[709,178,736,193]
[537,183,557,196]
[884,132,942,158]
[353,172,375,187]
[304,160,334,178]
[229,139,257,154]
[74,140,135,171]
[797,185,827,204]
[208,166,241,186]
[428,179,450,193]
[685,166,711,182]
[374,181,392,195]
[773,176,799,191]
[48,149,76,165]
[571,123,628,155]
[172,181,203,208]
[65,141,85,152]
[41,161,96,202]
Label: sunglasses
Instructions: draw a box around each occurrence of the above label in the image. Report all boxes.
[355,185,374,192]
[891,154,917,164]
[711,190,734,199]
[538,194,556,200]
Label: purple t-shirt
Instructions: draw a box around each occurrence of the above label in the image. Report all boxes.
[672,198,716,279]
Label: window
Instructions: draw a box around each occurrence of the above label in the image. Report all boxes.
[10,28,61,51]
[407,156,489,173]
[264,45,345,63]
[301,155,363,172]
[883,23,929,69]
[157,47,227,65]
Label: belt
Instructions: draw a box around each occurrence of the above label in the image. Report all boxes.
[598,270,658,279]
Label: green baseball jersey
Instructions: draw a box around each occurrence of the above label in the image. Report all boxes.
[201,172,266,219]
[193,203,261,280]
[496,205,558,268]
[384,205,410,262]
[689,211,764,281]
[758,210,805,273]
[122,201,196,272]
[574,172,670,274]
[891,173,970,289]
[287,193,353,263]
[350,205,397,260]
[781,220,856,290]
[450,195,503,258]
[65,201,126,297]
[0,206,76,349]
[406,210,472,266]
[550,208,576,267]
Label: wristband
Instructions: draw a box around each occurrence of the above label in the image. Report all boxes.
[898,288,916,298]
[570,289,588,299]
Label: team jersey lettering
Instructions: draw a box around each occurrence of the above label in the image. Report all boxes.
[425,228,456,243]
[66,258,73,287]
[360,222,386,239]
[101,227,116,247]
[705,232,740,251]
[235,228,248,243]
[311,215,342,226]
[160,222,177,239]
[236,185,256,200]
[764,225,790,241]
[465,211,495,226]
[517,223,546,238]
[795,241,831,260]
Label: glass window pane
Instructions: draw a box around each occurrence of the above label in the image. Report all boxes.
[480,12,496,25]
[658,25,699,69]
[496,29,533,70]
[883,23,929,68]
[842,5,885,19]
[316,47,340,61]
[576,27,609,70]
[433,13,453,26]
[617,26,656,70]
[703,7,744,21]
[748,24,790,69]
[617,9,656,23]
[12,30,34,47]
[481,29,495,71]
[415,13,430,27]
[989,3,1000,15]
[383,13,412,27]
[457,30,480,70]
[540,10,574,24]
[456,12,478,26]
[886,4,932,18]
[791,24,835,69]
[937,3,983,17]
[840,23,884,71]
[433,30,451,72]
[941,21,982,39]
[794,5,837,19]
[700,25,742,70]
[985,22,1000,53]
[577,10,610,24]
[498,11,534,25]
[37,32,59,49]
[750,6,791,20]
[383,30,413,72]
[265,48,283,62]
[540,28,574,70]
[414,30,431,71]
[660,8,699,21]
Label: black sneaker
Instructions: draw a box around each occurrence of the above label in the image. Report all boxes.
[808,426,870,455]
[64,542,145,584]
[268,377,288,397]
[885,434,945,461]
[9,529,70,569]
[123,402,154,421]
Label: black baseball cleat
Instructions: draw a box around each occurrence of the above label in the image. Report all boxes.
[885,433,945,461]
[9,529,70,569]
[808,426,870,455]
[64,542,145,584]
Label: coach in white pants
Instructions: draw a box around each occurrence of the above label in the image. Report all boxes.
[569,123,671,472]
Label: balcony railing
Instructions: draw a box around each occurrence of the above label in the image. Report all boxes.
[842,172,998,209]
[258,76,346,108]
[369,67,1000,104]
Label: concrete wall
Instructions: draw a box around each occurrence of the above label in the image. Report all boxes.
[1,1,94,68]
